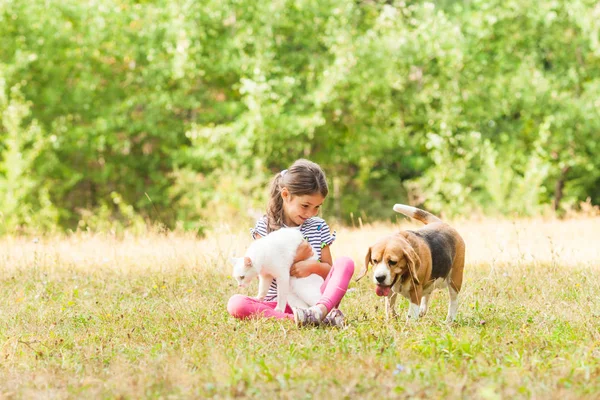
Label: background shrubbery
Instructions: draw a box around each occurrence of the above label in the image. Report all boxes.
[1,0,599,234]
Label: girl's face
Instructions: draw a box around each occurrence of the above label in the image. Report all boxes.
[281,188,324,227]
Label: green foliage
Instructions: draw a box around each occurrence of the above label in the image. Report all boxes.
[0,74,58,233]
[1,0,599,232]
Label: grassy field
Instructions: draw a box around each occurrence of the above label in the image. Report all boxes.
[1,217,599,399]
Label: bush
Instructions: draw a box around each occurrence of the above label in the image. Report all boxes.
[1,0,599,232]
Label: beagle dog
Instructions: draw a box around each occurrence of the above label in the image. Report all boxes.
[357,204,465,322]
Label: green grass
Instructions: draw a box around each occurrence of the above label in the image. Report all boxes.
[1,221,599,399]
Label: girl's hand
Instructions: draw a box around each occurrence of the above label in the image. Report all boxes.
[290,260,314,278]
[294,241,314,262]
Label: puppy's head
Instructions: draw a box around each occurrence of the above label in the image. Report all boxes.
[357,235,420,297]
[230,256,258,287]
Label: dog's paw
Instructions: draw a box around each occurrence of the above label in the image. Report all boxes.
[407,303,420,320]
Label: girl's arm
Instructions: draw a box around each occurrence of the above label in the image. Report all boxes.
[290,246,333,280]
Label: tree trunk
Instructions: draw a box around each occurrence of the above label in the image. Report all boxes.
[553,166,570,212]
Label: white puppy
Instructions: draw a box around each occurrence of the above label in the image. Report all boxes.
[231,228,323,312]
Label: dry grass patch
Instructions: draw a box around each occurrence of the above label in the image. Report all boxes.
[1,217,599,399]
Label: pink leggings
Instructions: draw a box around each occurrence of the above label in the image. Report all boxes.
[227,256,355,321]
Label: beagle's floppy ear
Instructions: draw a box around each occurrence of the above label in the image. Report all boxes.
[403,247,420,285]
[355,247,372,282]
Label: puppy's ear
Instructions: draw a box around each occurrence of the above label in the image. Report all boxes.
[403,247,420,285]
[355,247,371,282]
[243,256,252,268]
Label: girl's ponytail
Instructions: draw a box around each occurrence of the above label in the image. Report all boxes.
[266,173,285,233]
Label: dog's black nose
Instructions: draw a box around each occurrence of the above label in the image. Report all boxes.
[239,276,245,281]
[375,275,386,283]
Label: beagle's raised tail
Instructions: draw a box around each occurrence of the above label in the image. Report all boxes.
[393,204,442,225]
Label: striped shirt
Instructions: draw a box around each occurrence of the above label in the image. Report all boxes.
[250,216,337,301]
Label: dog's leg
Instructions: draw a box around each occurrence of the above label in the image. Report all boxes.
[445,285,459,323]
[386,292,398,319]
[446,244,464,323]
[256,275,273,300]
[292,275,323,307]
[275,274,289,313]
[286,292,309,309]
[406,302,420,320]
[419,294,430,317]
[446,232,465,323]
[406,284,422,321]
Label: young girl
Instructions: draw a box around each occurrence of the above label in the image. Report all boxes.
[227,159,355,327]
